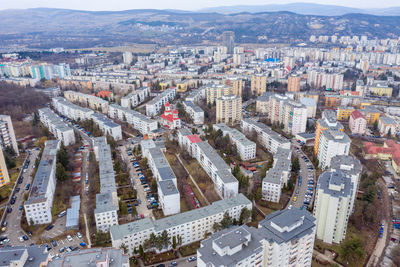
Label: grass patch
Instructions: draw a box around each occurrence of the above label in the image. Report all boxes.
[180,241,201,257]
[143,250,178,266]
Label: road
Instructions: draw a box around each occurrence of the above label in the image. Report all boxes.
[287,141,316,210]
[151,255,197,267]
[2,149,40,245]
[119,144,154,220]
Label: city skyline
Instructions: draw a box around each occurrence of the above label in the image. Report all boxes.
[0,0,399,11]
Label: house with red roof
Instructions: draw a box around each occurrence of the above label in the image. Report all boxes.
[349,110,367,135]
[363,140,400,173]
[161,102,181,129]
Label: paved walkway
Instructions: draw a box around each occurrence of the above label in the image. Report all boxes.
[177,154,210,206]
[83,213,92,248]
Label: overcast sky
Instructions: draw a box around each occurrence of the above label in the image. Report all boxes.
[0,0,399,11]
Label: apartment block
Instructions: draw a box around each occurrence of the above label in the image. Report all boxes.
[110,194,252,256]
[197,208,316,267]
[206,84,234,104]
[360,106,380,125]
[186,86,206,103]
[349,110,367,135]
[141,140,180,216]
[330,155,362,214]
[222,77,243,96]
[317,129,350,169]
[314,110,344,155]
[183,101,205,125]
[64,90,109,113]
[314,171,354,244]
[38,108,76,146]
[0,149,10,188]
[0,246,49,267]
[213,123,256,161]
[108,104,157,135]
[47,247,129,267]
[93,137,119,232]
[90,113,122,141]
[287,74,301,92]
[24,140,60,225]
[241,119,290,154]
[262,148,292,203]
[369,80,393,97]
[52,97,94,121]
[256,92,272,114]
[378,116,397,137]
[0,114,19,155]
[146,88,177,116]
[178,130,239,199]
[216,95,242,124]
[251,74,267,96]
[120,87,150,109]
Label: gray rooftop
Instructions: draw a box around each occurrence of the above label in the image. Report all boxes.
[0,246,49,267]
[380,116,396,125]
[158,180,179,196]
[214,123,255,147]
[39,108,73,133]
[147,88,176,105]
[90,112,120,128]
[258,207,316,244]
[242,119,289,146]
[94,192,117,214]
[330,155,362,177]
[53,97,93,114]
[322,129,350,144]
[66,195,80,229]
[109,103,155,124]
[110,194,251,240]
[317,171,353,198]
[47,247,128,267]
[25,140,60,205]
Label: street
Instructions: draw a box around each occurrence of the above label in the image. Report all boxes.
[119,144,154,220]
[2,149,40,246]
[287,141,316,210]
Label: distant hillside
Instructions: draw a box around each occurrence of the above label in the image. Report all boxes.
[1,8,400,49]
[199,3,400,16]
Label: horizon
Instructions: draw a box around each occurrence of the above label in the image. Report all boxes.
[0,0,399,12]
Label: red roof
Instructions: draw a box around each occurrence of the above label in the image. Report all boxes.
[364,140,400,156]
[161,113,180,122]
[351,110,365,120]
[187,134,202,143]
[165,102,170,107]
[173,109,178,114]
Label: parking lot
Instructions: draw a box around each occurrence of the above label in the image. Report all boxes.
[119,144,155,220]
[288,141,316,210]
[44,230,87,260]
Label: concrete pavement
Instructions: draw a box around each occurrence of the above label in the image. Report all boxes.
[2,149,40,246]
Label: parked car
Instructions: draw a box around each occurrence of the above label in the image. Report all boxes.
[67,235,73,242]
[169,261,178,266]
[25,184,30,190]
[80,242,86,247]
[51,240,57,247]
[187,256,197,262]
[45,225,54,231]
[77,232,82,239]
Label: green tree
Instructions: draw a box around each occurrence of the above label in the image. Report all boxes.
[339,237,365,265]
[220,212,233,229]
[138,245,144,258]
[56,163,68,182]
[160,230,171,250]
[255,186,262,201]
[120,244,128,254]
[4,154,16,169]
[291,157,300,173]
[57,142,69,169]
[172,236,177,250]
[119,201,128,215]
[239,207,251,224]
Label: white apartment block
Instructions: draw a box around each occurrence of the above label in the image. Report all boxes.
[24,140,60,225]
[216,95,242,125]
[108,104,157,135]
[255,92,272,114]
[314,171,354,244]
[146,88,177,116]
[141,140,180,216]
[317,129,350,169]
[241,119,290,154]
[52,97,94,121]
[197,208,316,267]
[186,86,206,103]
[183,101,204,125]
[53,97,122,140]
[110,194,252,256]
[38,108,76,146]
[93,137,119,232]
[0,114,19,155]
[268,94,307,135]
[120,87,150,109]
[90,113,122,141]
[262,148,291,203]
[307,71,344,91]
[64,90,109,113]
[178,129,239,199]
[213,123,256,161]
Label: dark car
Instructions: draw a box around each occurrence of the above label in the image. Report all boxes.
[17,178,23,184]
[51,240,57,247]
[156,264,165,267]
[45,225,54,231]
[15,188,20,192]
[10,199,15,205]
[6,207,12,213]
[23,235,29,241]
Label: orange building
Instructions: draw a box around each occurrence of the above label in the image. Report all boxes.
[325,95,341,107]
[288,75,301,92]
